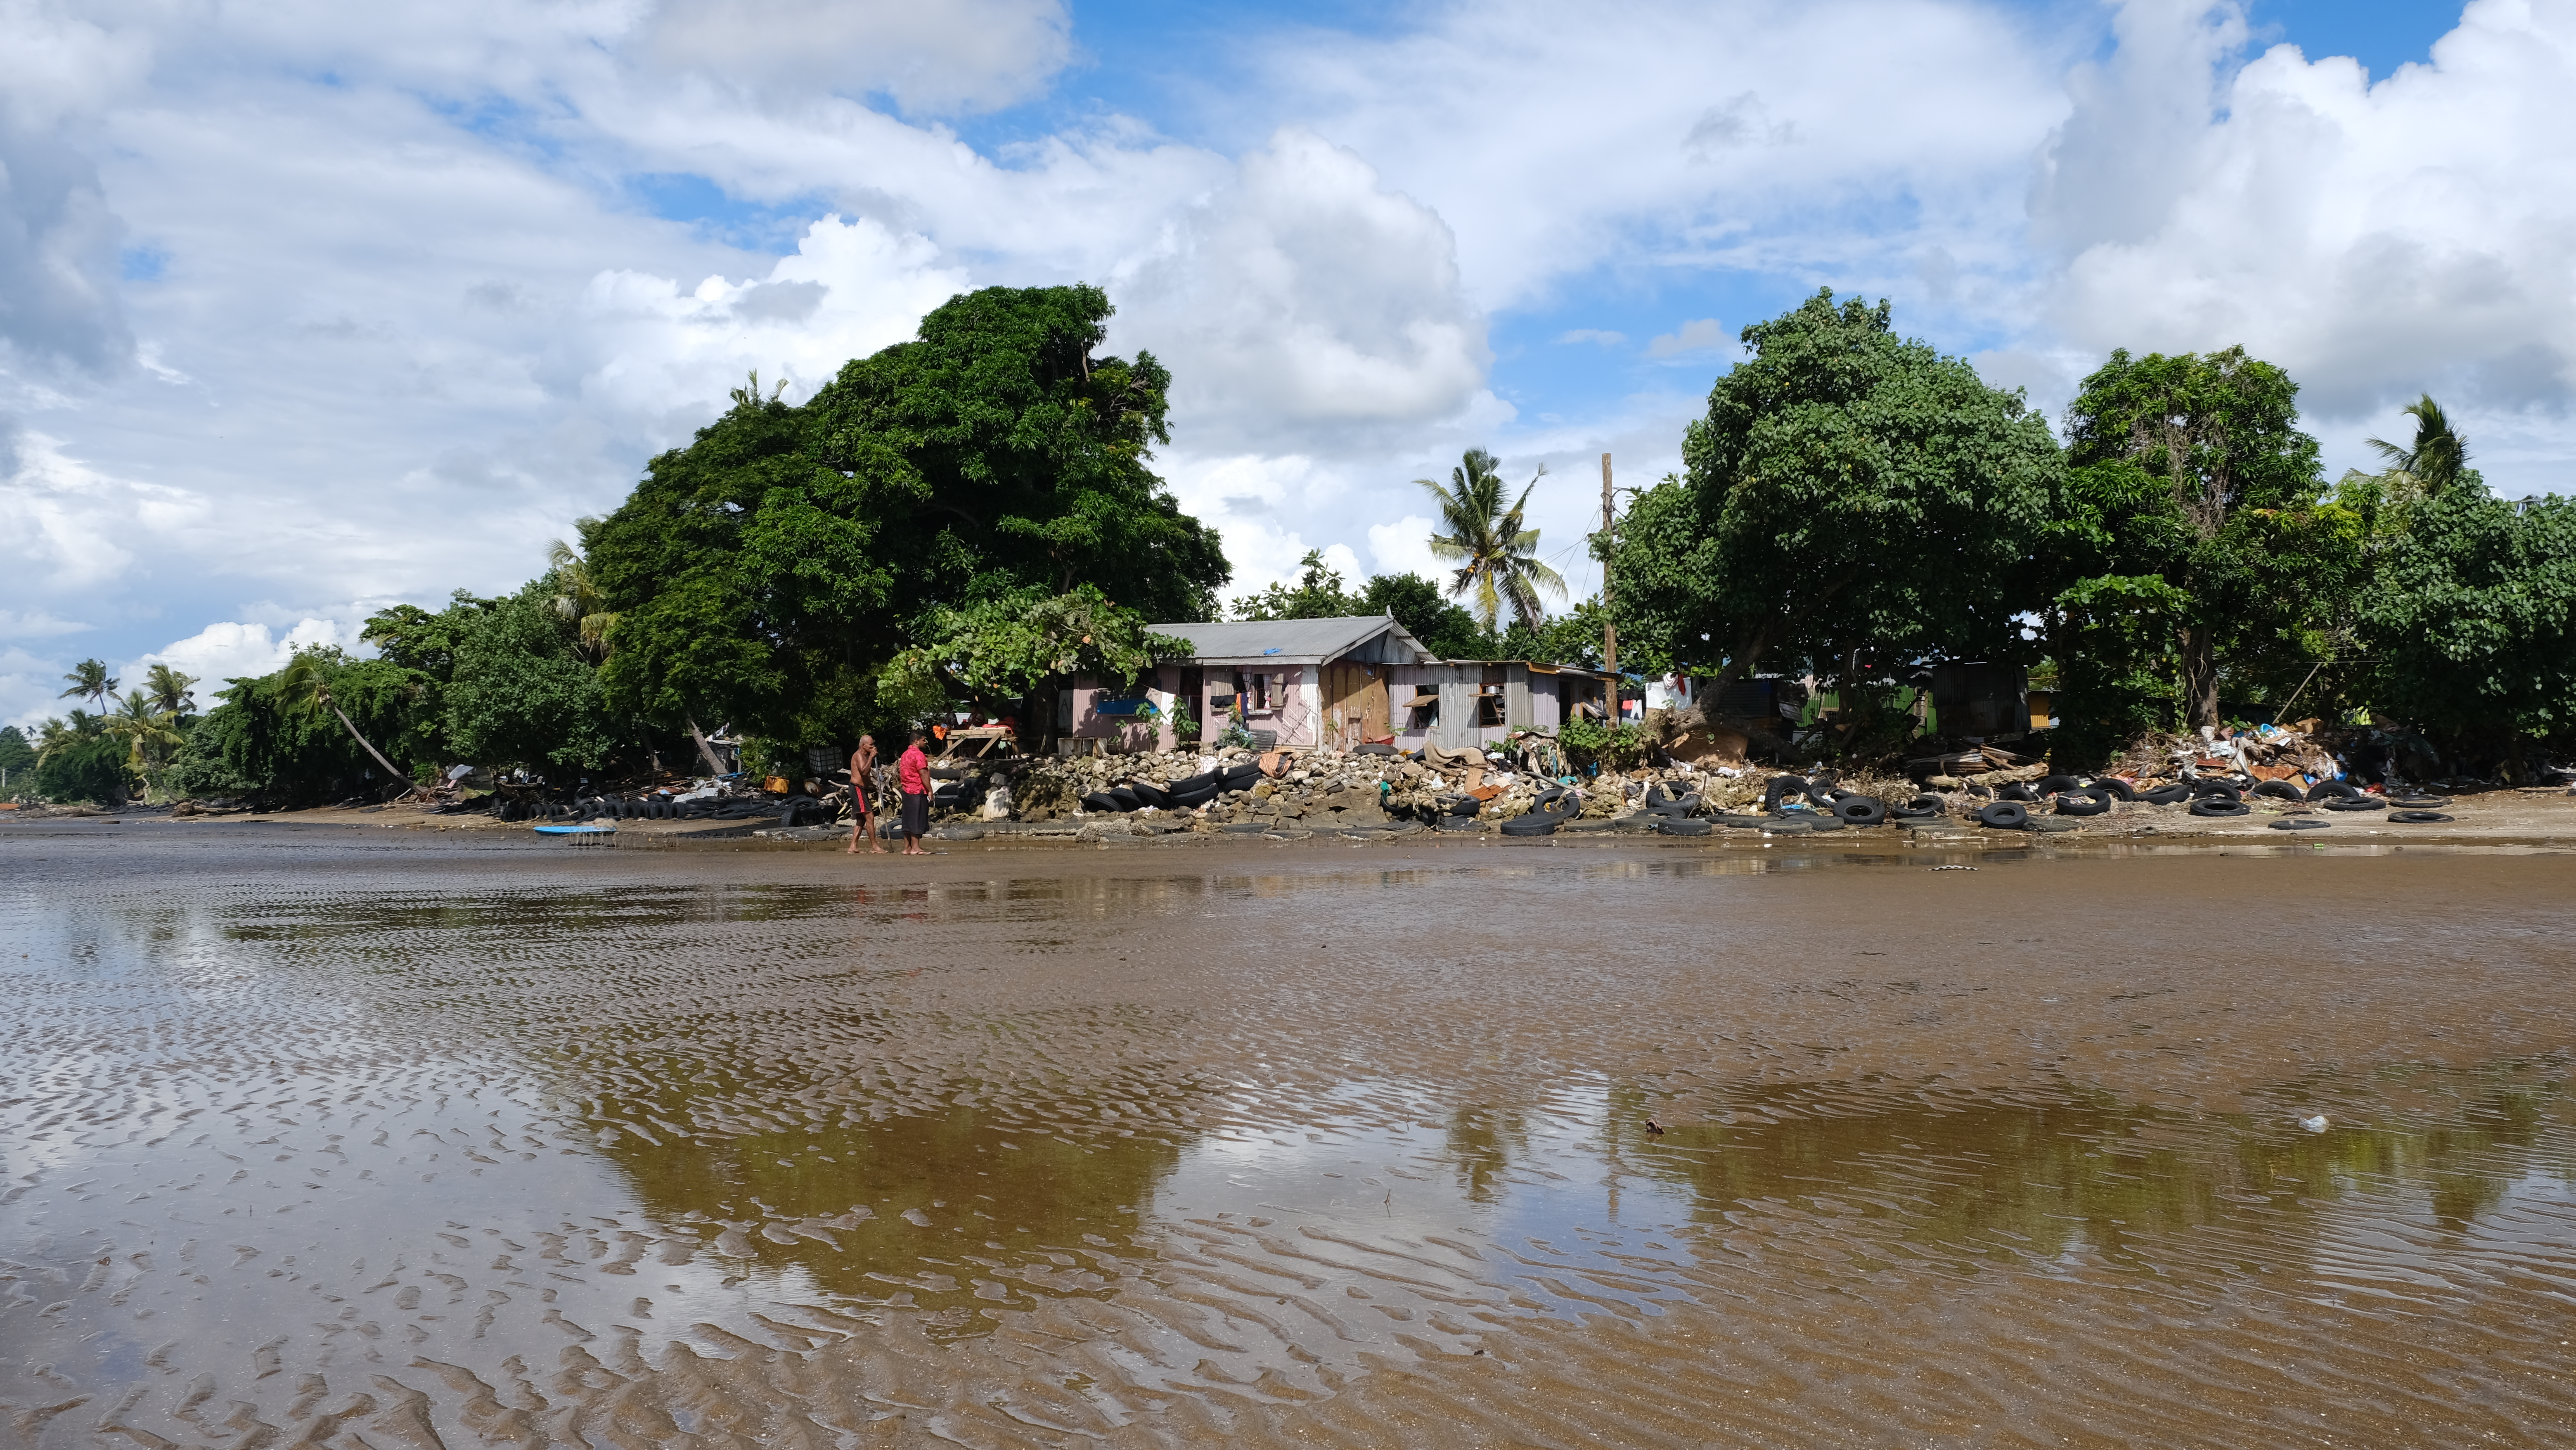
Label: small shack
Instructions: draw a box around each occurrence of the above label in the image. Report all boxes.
[1058,615,1609,753]
[1061,615,1430,752]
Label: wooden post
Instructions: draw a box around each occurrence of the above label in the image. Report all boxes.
[1600,452,1618,723]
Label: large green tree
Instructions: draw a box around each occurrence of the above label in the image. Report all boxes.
[2050,346,2344,738]
[175,650,438,807]
[439,580,632,773]
[0,725,34,781]
[588,285,1229,748]
[890,585,1191,744]
[2360,483,2576,759]
[1610,290,2060,695]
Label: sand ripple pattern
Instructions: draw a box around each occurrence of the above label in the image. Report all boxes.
[2,832,2573,1446]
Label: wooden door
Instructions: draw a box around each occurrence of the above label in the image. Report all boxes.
[1322,662,1392,746]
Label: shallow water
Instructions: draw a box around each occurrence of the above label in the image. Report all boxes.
[4,828,2573,1446]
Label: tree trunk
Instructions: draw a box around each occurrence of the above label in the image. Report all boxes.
[2178,625,2221,728]
[329,701,411,794]
[686,717,728,775]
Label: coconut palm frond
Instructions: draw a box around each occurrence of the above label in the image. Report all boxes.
[144,663,197,717]
[1412,449,1562,634]
[60,658,116,706]
[2367,393,2470,499]
[546,535,618,660]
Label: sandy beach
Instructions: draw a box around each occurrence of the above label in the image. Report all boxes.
[3,828,2571,1447]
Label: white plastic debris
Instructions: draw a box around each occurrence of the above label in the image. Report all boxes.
[2299,1114,2329,1133]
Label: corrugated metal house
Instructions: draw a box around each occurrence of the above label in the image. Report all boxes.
[1061,615,1610,753]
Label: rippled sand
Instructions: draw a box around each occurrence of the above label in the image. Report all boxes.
[4,828,2572,1447]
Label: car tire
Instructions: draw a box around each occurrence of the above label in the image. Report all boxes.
[1833,795,1889,825]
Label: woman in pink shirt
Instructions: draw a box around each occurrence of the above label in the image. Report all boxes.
[896,732,931,855]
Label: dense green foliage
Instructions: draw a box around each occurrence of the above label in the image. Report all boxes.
[434,582,628,771]
[587,285,1228,750]
[35,726,130,803]
[2047,346,2348,748]
[177,651,436,807]
[0,724,36,779]
[1610,290,2059,694]
[890,585,1191,724]
[2360,487,2576,744]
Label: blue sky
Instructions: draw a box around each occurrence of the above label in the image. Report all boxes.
[628,0,2483,471]
[2,0,2565,725]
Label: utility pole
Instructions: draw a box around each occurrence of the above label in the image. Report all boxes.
[1600,452,1618,724]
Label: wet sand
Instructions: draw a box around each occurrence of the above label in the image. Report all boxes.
[3,828,2572,1447]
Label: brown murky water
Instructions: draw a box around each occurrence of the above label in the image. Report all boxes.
[4,827,2573,1447]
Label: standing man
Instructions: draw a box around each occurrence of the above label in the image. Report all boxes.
[845,734,883,855]
[896,731,932,855]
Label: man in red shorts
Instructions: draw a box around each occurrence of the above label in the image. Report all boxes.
[844,734,883,854]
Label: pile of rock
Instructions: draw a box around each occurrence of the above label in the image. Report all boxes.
[997,742,1803,834]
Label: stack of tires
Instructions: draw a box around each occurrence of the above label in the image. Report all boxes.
[1500,787,1579,836]
[1082,761,1258,814]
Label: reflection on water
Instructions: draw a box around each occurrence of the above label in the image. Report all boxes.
[5,836,2574,1449]
[1612,1075,2571,1277]
[592,1094,1181,1338]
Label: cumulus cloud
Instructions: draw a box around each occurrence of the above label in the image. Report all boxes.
[2042,0,2576,445]
[1366,514,1446,583]
[1251,0,2070,312]
[1113,129,1492,455]
[637,0,1073,114]
[574,214,967,419]
[7,0,2571,685]
[124,616,355,697]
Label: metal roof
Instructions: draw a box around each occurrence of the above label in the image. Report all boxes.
[1146,615,1430,666]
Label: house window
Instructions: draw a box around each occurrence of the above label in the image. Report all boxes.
[1237,671,1275,713]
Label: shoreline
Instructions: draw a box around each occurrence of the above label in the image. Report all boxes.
[8,789,2575,858]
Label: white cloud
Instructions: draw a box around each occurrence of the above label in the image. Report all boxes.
[0,0,146,375]
[5,0,2572,697]
[1113,128,1493,456]
[2041,0,2576,486]
[0,609,88,639]
[1646,318,1730,358]
[574,214,966,418]
[0,429,207,589]
[1366,514,1444,583]
[125,617,356,699]
[637,0,1074,115]
[1250,0,2072,314]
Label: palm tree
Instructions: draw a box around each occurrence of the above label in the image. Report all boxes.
[60,658,117,707]
[33,716,81,764]
[144,663,198,720]
[2367,395,2469,498]
[546,532,617,662]
[104,689,184,799]
[278,651,411,794]
[1418,447,1567,634]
